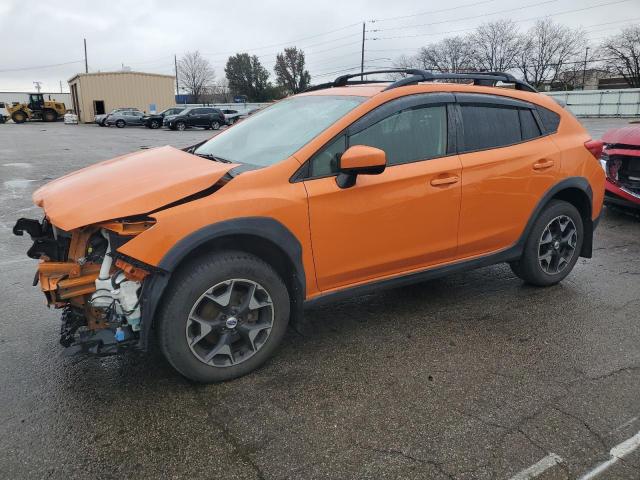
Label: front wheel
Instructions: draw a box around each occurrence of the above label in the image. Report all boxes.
[175,121,186,131]
[149,119,161,129]
[157,251,290,383]
[11,111,27,123]
[510,200,584,286]
[210,120,221,130]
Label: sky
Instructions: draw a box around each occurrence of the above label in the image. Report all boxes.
[1,0,639,92]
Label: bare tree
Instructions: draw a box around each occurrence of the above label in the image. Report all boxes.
[178,51,215,102]
[274,47,311,94]
[600,26,640,88]
[517,19,583,89]
[470,19,523,72]
[416,36,474,73]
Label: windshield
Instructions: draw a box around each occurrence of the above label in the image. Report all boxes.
[194,95,365,166]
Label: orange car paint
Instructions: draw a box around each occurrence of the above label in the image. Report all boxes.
[33,82,605,304]
[33,146,237,231]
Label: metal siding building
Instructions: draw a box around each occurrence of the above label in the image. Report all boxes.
[68,71,175,123]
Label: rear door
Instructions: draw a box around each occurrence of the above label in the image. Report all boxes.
[454,93,562,258]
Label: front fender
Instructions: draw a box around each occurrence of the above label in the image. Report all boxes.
[136,217,306,351]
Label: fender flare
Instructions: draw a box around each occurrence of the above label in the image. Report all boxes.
[514,176,594,256]
[137,217,305,350]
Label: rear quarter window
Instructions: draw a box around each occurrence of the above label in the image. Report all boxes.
[536,106,561,134]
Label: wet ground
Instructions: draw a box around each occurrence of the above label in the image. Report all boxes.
[1,119,639,479]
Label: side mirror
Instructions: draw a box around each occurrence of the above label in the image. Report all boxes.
[336,145,386,189]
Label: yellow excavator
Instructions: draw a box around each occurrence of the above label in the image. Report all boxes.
[7,93,66,123]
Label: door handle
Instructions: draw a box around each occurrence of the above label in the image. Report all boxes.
[430,175,459,186]
[533,159,555,170]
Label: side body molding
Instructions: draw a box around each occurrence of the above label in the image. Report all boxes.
[137,217,306,350]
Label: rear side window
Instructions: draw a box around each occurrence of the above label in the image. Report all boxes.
[536,106,561,133]
[460,105,521,151]
[519,109,541,140]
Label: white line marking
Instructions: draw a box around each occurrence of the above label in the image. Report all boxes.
[578,430,640,480]
[611,416,639,434]
[509,453,564,480]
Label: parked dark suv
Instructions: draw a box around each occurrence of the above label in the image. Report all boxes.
[143,107,186,129]
[165,107,226,131]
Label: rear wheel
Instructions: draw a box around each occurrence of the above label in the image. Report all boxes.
[510,200,583,286]
[11,111,27,123]
[115,119,125,128]
[157,251,290,383]
[42,109,57,122]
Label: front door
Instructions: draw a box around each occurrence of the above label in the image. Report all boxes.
[303,94,462,292]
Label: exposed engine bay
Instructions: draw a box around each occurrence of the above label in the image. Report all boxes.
[13,218,153,355]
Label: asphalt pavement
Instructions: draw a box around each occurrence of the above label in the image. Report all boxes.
[0,119,639,480]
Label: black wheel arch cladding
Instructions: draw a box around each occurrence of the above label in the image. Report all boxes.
[137,217,305,351]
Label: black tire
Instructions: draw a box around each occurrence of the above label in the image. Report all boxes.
[115,119,125,128]
[157,250,290,383]
[510,200,583,286]
[175,121,186,131]
[149,119,160,129]
[11,111,27,123]
[211,120,221,130]
[42,109,57,122]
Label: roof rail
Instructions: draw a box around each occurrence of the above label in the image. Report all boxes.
[304,69,537,93]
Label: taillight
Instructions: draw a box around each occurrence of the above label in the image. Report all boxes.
[584,139,604,160]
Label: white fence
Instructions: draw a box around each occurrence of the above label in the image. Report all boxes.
[544,88,640,117]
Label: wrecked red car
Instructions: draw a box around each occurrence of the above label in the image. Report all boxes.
[602,123,640,209]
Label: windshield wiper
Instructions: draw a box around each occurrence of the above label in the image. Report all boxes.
[195,153,234,164]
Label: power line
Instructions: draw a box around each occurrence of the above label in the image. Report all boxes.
[369,0,499,23]
[202,23,362,58]
[372,0,635,40]
[372,0,557,33]
[0,60,84,73]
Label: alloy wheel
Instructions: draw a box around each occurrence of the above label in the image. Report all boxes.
[538,215,578,275]
[177,121,186,131]
[185,279,274,367]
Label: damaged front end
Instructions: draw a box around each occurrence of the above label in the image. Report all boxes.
[13,217,156,355]
[602,127,640,208]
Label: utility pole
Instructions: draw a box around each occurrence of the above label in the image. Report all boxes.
[174,54,179,95]
[360,22,365,81]
[581,46,589,90]
[84,38,88,73]
[33,81,42,93]
[59,80,63,93]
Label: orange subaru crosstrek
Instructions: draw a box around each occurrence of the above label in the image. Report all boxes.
[14,70,605,382]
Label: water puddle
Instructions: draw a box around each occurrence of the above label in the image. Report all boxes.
[2,163,31,168]
[4,179,35,188]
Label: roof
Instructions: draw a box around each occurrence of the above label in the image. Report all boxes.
[68,71,175,83]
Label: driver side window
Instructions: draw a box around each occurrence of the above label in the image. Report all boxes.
[308,104,448,178]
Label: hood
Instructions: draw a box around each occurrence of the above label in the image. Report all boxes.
[602,124,640,146]
[33,146,237,231]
